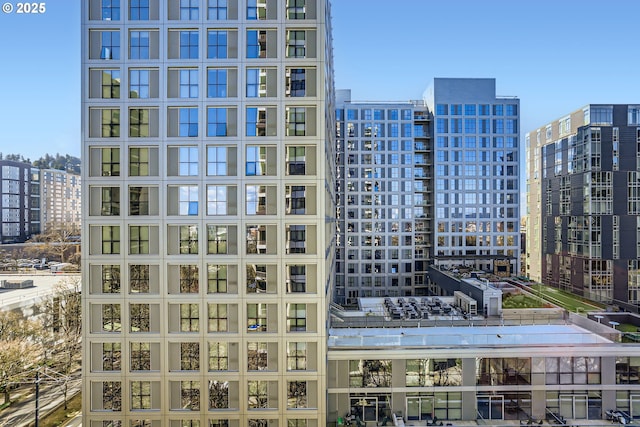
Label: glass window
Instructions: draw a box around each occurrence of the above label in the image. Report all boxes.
[208,381,229,410]
[102,265,121,293]
[208,0,227,20]
[130,303,150,332]
[180,342,200,370]
[102,225,120,254]
[129,186,150,215]
[179,185,199,215]
[180,0,199,20]
[287,342,306,370]
[246,0,268,20]
[206,185,228,215]
[247,381,268,409]
[180,265,199,293]
[246,30,264,58]
[102,342,121,371]
[286,30,306,58]
[129,31,149,59]
[247,303,267,331]
[286,225,305,254]
[209,342,228,371]
[246,146,266,175]
[129,108,150,137]
[180,30,199,59]
[129,69,149,98]
[180,69,198,98]
[207,30,228,58]
[101,381,122,410]
[129,0,149,20]
[287,381,307,408]
[207,264,228,293]
[130,264,150,293]
[179,225,199,254]
[180,303,200,332]
[286,0,305,19]
[286,107,306,136]
[247,342,268,370]
[102,303,121,332]
[287,303,306,331]
[285,185,306,215]
[100,31,120,59]
[207,68,227,97]
[179,147,198,175]
[207,225,228,254]
[207,107,228,136]
[179,108,199,137]
[208,303,228,332]
[101,109,120,137]
[131,381,152,409]
[207,146,228,176]
[101,0,120,20]
[130,342,150,370]
[129,225,150,254]
[101,70,120,98]
[101,187,120,216]
[129,147,149,176]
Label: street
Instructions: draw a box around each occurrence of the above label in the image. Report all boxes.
[0,373,81,427]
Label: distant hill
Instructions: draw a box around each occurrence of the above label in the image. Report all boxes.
[0,153,81,174]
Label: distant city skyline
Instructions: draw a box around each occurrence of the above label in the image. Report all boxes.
[2,0,640,160]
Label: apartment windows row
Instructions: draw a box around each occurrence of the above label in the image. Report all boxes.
[88,106,317,138]
[89,184,317,217]
[90,340,318,373]
[88,0,317,22]
[435,103,518,117]
[338,108,414,122]
[332,356,600,390]
[88,146,316,178]
[90,67,317,100]
[89,263,318,295]
[89,28,318,61]
[89,302,318,334]
[88,420,318,427]
[342,139,418,152]
[90,380,319,414]
[436,118,518,134]
[87,223,318,256]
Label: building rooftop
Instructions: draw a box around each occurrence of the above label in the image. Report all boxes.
[328,323,612,349]
[0,273,79,312]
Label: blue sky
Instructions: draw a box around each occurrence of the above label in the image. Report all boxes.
[1,0,639,161]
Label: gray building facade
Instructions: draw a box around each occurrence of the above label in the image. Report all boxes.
[527,105,640,306]
[0,160,40,243]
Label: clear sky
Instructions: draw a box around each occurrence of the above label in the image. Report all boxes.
[1,0,640,161]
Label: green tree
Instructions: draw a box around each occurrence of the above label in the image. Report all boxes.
[0,311,42,405]
[38,278,82,409]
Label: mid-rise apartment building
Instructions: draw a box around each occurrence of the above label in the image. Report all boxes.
[527,105,640,306]
[426,78,520,276]
[81,0,335,425]
[0,159,40,243]
[40,169,81,232]
[335,90,432,305]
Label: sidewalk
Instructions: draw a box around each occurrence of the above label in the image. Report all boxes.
[0,373,81,427]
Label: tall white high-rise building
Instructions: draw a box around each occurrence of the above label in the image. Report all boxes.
[81,1,335,425]
[425,78,520,275]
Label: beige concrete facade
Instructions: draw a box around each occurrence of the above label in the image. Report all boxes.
[81,1,335,425]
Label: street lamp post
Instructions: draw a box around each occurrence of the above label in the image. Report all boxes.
[35,370,40,427]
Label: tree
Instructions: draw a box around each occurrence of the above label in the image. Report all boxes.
[0,311,43,405]
[27,225,80,264]
[38,278,82,409]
